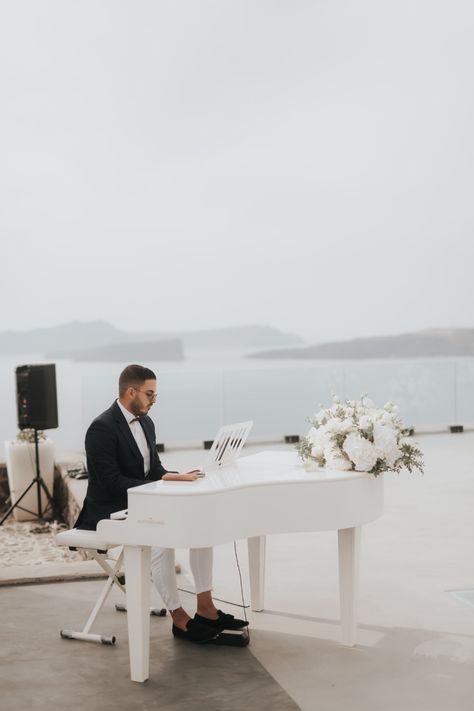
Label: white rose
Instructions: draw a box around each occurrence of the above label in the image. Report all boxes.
[358,415,373,430]
[315,410,329,425]
[342,432,378,472]
[384,444,402,468]
[309,426,331,449]
[325,417,342,433]
[373,423,398,456]
[336,418,355,434]
[324,447,352,471]
[311,444,324,459]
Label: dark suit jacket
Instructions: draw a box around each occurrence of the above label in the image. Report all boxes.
[75,401,168,530]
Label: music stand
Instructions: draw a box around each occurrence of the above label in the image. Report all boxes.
[203,421,253,470]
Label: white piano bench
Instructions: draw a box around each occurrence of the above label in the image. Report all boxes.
[55,528,166,645]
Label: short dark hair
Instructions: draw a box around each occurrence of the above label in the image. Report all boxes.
[119,364,156,396]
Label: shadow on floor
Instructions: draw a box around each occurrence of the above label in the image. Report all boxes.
[0,579,300,711]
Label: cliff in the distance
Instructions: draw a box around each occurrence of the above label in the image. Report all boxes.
[247,328,474,359]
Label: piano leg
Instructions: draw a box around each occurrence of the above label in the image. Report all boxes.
[123,545,151,682]
[248,535,266,611]
[337,526,361,647]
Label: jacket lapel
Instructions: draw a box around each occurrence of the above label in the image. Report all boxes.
[140,418,156,467]
[111,401,144,464]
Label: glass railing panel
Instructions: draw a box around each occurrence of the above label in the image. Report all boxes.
[453,360,474,426]
[151,369,224,442]
[341,359,456,427]
[81,369,224,443]
[222,364,344,438]
[2,356,471,453]
[80,372,118,445]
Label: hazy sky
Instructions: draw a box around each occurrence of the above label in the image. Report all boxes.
[1,0,473,344]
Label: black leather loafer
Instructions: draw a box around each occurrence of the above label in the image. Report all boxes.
[194,610,249,631]
[172,619,219,643]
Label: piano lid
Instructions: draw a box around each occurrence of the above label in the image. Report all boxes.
[127,450,374,498]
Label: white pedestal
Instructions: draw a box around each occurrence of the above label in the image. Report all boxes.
[4,439,55,521]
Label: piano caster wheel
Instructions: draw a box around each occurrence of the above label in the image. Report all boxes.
[115,604,126,612]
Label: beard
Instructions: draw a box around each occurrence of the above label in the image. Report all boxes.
[130,397,150,416]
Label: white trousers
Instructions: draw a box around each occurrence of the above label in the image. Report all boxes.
[150,546,213,612]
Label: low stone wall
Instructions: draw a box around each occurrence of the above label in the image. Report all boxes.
[54,464,85,528]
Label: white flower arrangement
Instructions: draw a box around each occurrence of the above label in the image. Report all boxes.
[297,394,424,477]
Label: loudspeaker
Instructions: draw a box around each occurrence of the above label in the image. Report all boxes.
[16,364,59,430]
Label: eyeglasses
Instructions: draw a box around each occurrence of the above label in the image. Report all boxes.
[134,389,158,401]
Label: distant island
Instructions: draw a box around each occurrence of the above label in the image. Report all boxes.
[247,328,474,359]
[0,320,303,360]
[175,325,303,349]
[0,320,126,355]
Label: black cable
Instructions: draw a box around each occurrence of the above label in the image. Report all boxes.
[176,548,250,609]
[176,587,250,609]
[233,540,250,642]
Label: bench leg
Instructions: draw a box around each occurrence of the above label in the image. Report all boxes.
[60,549,124,645]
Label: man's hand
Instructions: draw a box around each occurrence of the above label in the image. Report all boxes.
[162,470,201,482]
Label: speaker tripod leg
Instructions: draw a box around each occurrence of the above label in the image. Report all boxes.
[34,429,42,518]
[37,473,55,514]
[0,478,39,525]
[31,427,55,520]
[0,465,56,526]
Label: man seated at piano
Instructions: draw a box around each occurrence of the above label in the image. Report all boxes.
[75,364,248,644]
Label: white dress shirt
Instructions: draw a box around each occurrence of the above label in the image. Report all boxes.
[116,399,150,474]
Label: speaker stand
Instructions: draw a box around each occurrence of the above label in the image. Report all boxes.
[0,429,56,526]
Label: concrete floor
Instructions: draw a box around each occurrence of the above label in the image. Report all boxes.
[0,580,299,711]
[1,432,474,710]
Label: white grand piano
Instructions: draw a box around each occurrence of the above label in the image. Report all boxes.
[97,450,384,682]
